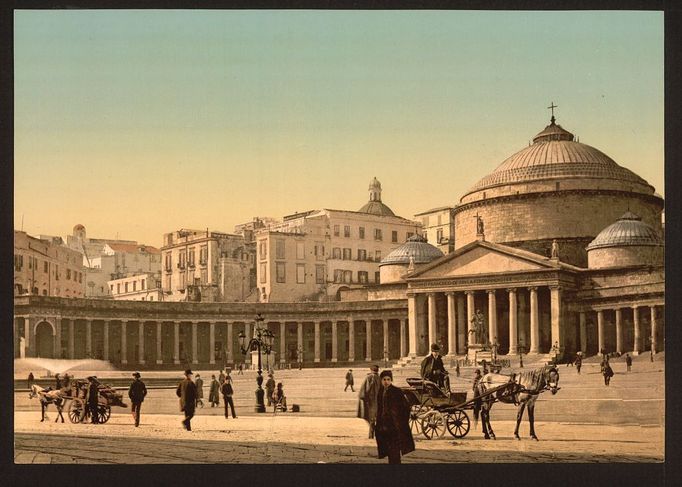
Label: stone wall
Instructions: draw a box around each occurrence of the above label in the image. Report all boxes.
[588,246,664,269]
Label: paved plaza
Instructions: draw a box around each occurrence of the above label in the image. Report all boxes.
[14,356,665,464]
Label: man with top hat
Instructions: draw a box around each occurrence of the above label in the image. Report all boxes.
[176,369,198,431]
[420,343,449,390]
[357,364,381,439]
[128,372,147,427]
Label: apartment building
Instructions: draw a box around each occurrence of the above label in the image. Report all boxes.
[414,206,456,254]
[108,272,163,301]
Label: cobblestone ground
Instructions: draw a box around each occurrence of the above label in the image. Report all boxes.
[14,413,663,464]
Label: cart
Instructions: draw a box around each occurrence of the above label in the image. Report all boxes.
[63,378,128,424]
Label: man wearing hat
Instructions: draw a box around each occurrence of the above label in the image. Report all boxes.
[420,344,449,390]
[176,369,198,431]
[128,372,147,427]
[265,372,276,407]
[85,376,100,424]
[357,364,380,439]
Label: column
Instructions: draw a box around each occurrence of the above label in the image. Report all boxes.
[597,310,605,354]
[446,292,456,355]
[191,321,198,364]
[121,320,128,365]
[68,319,75,359]
[331,321,338,363]
[54,318,62,358]
[633,306,641,354]
[103,320,109,361]
[579,312,587,353]
[173,321,180,365]
[457,294,466,354]
[279,322,286,364]
[427,293,437,347]
[529,287,539,353]
[209,321,215,365]
[365,320,372,361]
[549,286,562,353]
[314,321,321,362]
[348,318,355,362]
[85,319,92,358]
[382,319,388,359]
[407,294,418,357]
[651,306,658,353]
[227,322,234,363]
[466,291,475,344]
[138,321,145,364]
[508,288,518,355]
[615,309,623,355]
[400,319,407,358]
[156,322,163,364]
[487,290,497,345]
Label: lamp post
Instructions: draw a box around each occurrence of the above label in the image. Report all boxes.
[238,314,274,413]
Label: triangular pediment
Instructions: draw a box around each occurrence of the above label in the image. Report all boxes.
[407,241,559,280]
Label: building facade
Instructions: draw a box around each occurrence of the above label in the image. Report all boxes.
[414,206,455,254]
[108,272,163,301]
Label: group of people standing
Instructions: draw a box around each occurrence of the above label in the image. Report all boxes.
[176,368,238,430]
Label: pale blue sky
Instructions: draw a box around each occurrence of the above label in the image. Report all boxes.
[14,10,664,246]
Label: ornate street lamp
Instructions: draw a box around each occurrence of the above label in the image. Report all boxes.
[238,313,274,413]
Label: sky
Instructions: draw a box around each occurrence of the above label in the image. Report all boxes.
[14,10,664,248]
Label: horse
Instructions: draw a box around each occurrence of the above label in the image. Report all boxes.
[473,365,560,440]
[28,384,66,423]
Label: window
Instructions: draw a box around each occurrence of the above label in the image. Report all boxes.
[374,228,382,241]
[200,245,208,265]
[392,230,398,243]
[437,228,444,243]
[67,269,71,280]
[55,265,59,280]
[188,248,195,267]
[165,253,172,271]
[79,272,82,283]
[332,248,341,259]
[316,265,325,284]
[296,264,305,284]
[110,285,114,292]
[343,248,352,260]
[141,279,146,290]
[333,269,343,283]
[359,227,365,239]
[315,242,324,261]
[343,270,352,283]
[276,240,285,259]
[125,283,129,293]
[358,271,368,284]
[28,257,32,270]
[276,262,286,283]
[117,283,121,294]
[333,225,340,237]
[14,254,23,271]
[259,241,267,260]
[296,241,305,260]
[375,271,381,283]
[149,296,154,301]
[358,249,367,261]
[44,261,48,273]
[344,225,351,238]
[133,281,137,292]
[259,263,267,283]
[179,251,186,269]
[375,250,382,261]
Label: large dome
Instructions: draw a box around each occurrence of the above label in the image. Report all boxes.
[463,119,652,198]
[380,234,444,266]
[587,212,663,250]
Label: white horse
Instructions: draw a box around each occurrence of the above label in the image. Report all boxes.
[28,384,66,423]
[474,365,560,440]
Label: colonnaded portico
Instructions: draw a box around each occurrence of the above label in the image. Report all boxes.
[14,296,408,369]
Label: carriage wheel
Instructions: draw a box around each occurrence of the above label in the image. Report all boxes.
[68,399,84,424]
[446,409,471,438]
[420,410,446,439]
[97,405,111,424]
[409,405,430,436]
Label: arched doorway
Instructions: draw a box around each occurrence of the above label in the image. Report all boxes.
[35,321,55,358]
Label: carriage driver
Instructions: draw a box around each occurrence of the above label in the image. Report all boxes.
[420,344,449,391]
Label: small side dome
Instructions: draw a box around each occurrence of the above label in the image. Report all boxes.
[358,177,396,216]
[73,224,85,231]
[380,234,445,266]
[587,212,663,250]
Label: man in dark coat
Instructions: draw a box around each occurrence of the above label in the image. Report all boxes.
[85,376,100,424]
[420,344,448,389]
[375,370,415,464]
[344,369,354,392]
[357,365,380,439]
[625,353,633,372]
[176,369,198,430]
[221,378,237,419]
[195,374,204,408]
[128,372,147,427]
[209,375,220,407]
[265,373,276,406]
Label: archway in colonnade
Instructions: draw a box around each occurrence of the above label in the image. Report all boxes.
[35,321,55,358]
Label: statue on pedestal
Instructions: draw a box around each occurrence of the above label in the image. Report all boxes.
[469,309,487,345]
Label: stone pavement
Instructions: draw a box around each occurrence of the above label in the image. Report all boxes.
[14,412,663,464]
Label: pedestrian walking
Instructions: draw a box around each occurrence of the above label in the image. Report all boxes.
[176,369,198,431]
[221,379,237,419]
[54,373,61,390]
[455,362,461,378]
[128,372,147,427]
[625,353,632,372]
[209,375,220,407]
[218,370,226,385]
[357,365,380,439]
[374,370,415,464]
[650,348,654,362]
[601,360,614,386]
[85,376,100,424]
[272,382,287,410]
[195,374,204,408]
[574,352,583,374]
[345,369,355,392]
[265,373,276,406]
[27,372,34,389]
[238,363,244,375]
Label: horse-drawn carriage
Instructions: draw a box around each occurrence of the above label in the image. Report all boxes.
[64,378,128,424]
